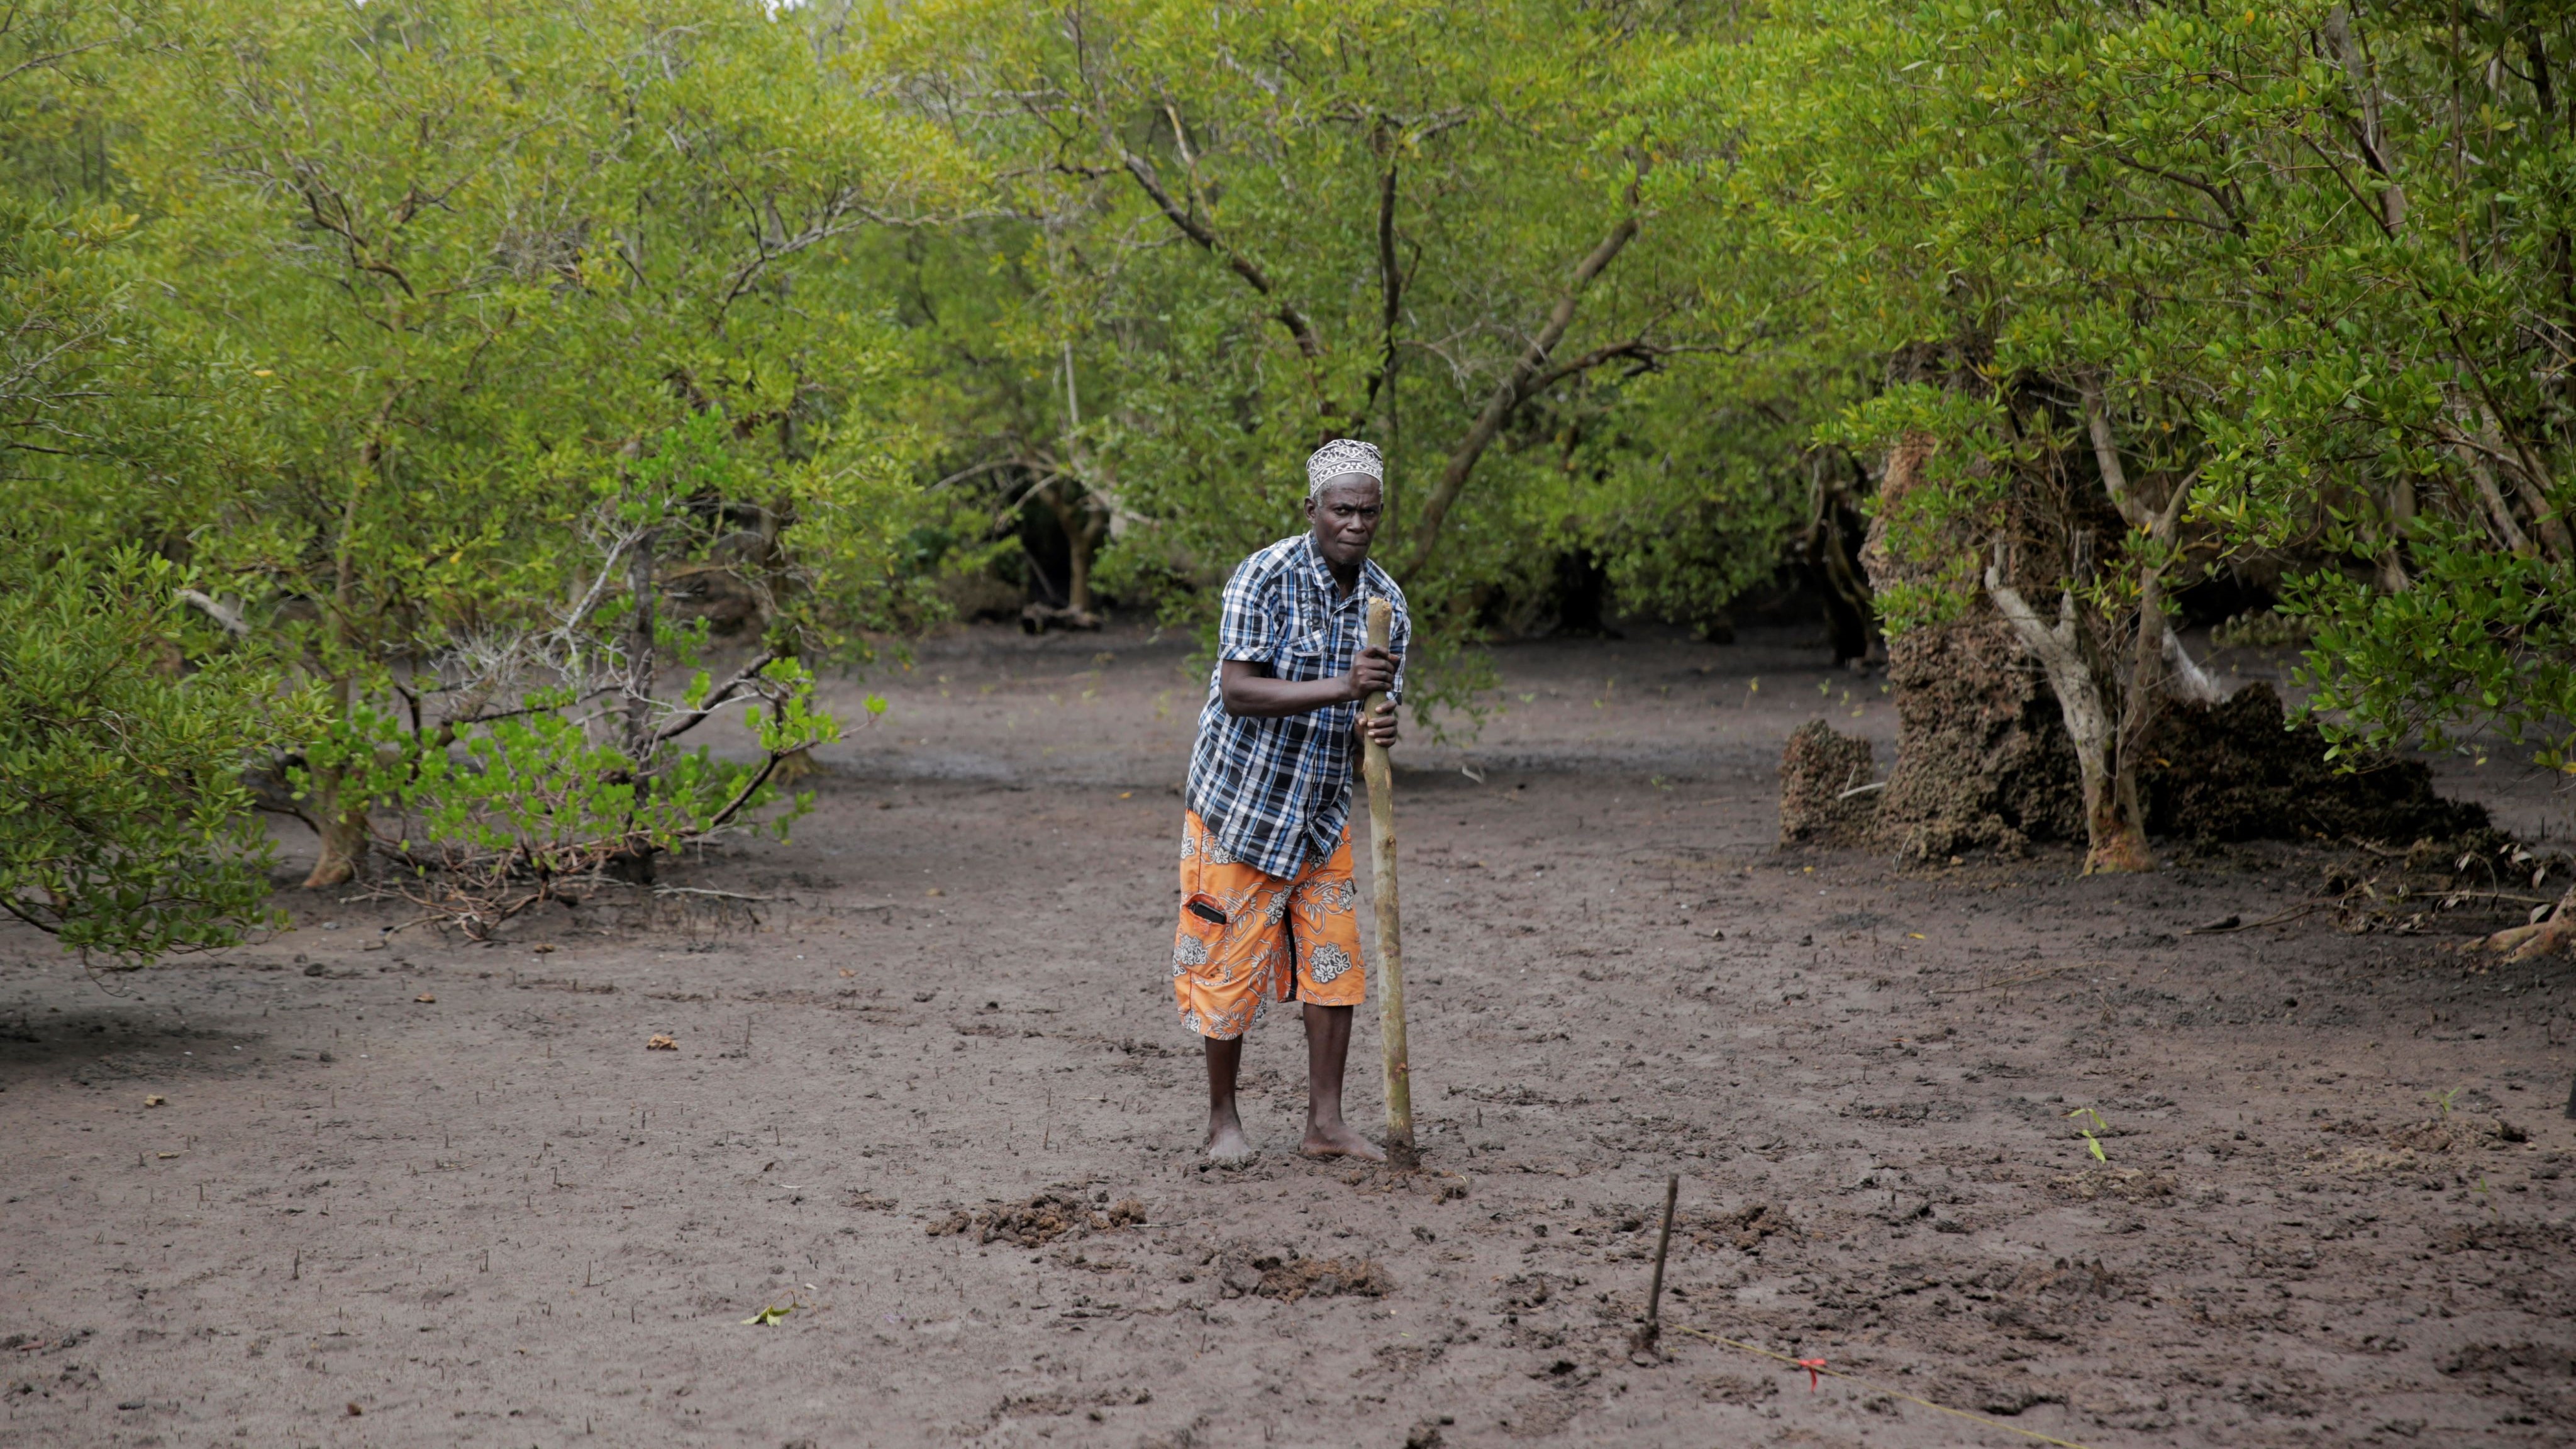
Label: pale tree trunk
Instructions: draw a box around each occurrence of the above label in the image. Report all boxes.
[2104,435,2206,872]
[2325,6,2409,235]
[2087,389,2224,709]
[611,534,659,884]
[1065,521,1094,616]
[1984,558,2153,874]
[1052,351,1099,619]
[1995,387,2226,875]
[2161,626,2226,702]
[304,801,371,889]
[2485,881,2576,961]
[623,536,657,761]
[2472,402,2574,560]
[2376,477,2416,593]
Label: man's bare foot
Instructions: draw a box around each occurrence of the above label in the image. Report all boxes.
[1299,1119,1386,1162]
[1204,1117,1255,1163]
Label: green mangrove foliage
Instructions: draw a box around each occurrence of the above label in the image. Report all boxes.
[7,0,2572,965]
[1642,1,2573,891]
[0,3,306,965]
[863,0,1823,688]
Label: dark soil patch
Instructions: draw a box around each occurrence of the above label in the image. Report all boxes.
[926,1189,1146,1247]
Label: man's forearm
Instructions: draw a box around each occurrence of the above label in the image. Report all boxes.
[1219,672,1356,718]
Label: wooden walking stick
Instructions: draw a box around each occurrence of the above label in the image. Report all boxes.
[1362,596,1416,1169]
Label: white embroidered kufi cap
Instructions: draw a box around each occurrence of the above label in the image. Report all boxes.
[1305,438,1384,497]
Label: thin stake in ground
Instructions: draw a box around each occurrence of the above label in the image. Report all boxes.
[1632,1173,1679,1360]
[1361,595,1415,1169]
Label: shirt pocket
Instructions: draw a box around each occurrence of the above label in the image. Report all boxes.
[1279,606,1332,680]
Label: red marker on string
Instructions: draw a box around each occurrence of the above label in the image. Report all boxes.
[1797,1357,1828,1391]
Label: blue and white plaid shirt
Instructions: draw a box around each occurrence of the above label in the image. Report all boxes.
[1187,534,1411,880]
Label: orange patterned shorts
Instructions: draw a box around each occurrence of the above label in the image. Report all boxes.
[1172,811,1367,1039]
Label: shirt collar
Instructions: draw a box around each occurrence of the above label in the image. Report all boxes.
[1299,533,1372,608]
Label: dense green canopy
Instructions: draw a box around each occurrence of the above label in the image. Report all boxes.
[4,0,2570,960]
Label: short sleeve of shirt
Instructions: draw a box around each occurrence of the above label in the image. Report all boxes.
[1215,556,1279,663]
[1385,597,1411,706]
[1368,564,1411,706]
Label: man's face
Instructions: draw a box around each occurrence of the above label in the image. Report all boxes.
[1304,475,1383,567]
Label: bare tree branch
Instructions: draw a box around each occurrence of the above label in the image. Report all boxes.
[175,589,249,637]
[1396,158,1650,580]
[1116,148,1324,361]
[650,652,779,745]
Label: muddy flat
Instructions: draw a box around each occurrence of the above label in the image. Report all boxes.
[4,622,2571,1448]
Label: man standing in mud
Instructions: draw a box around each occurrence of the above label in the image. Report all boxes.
[1172,438,1407,1162]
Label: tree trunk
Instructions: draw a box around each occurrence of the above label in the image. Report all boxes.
[1065,533,1092,615]
[1039,482,1106,619]
[2376,477,2416,592]
[1802,456,1877,665]
[1985,562,2152,874]
[610,534,658,885]
[300,752,371,889]
[2485,880,2576,961]
[2102,530,2184,874]
[624,536,657,760]
[2090,767,2154,874]
[304,428,386,889]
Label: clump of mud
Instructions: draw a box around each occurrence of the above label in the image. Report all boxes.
[2137,683,2489,843]
[1683,1201,1796,1253]
[1865,611,2084,861]
[1857,432,2087,863]
[1778,720,1879,847]
[2013,1256,2128,1299]
[1495,1270,1583,1311]
[1785,676,2490,857]
[2307,1114,2536,1182]
[2431,1219,2576,1255]
[1214,1248,1390,1302]
[926,1190,1145,1247]
[1694,1373,1780,1406]
[987,1386,1155,1423]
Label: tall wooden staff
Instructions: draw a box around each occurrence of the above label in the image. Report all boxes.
[1362,596,1416,1168]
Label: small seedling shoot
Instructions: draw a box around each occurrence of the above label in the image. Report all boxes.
[2068,1106,2109,1162]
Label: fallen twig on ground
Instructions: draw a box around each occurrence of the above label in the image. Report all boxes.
[2183,900,2334,934]
[1929,963,2096,996]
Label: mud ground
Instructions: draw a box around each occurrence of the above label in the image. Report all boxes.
[4,620,2573,1449]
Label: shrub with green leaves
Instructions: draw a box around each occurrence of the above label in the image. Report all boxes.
[0,552,314,967]
[319,656,852,938]
[119,0,972,887]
